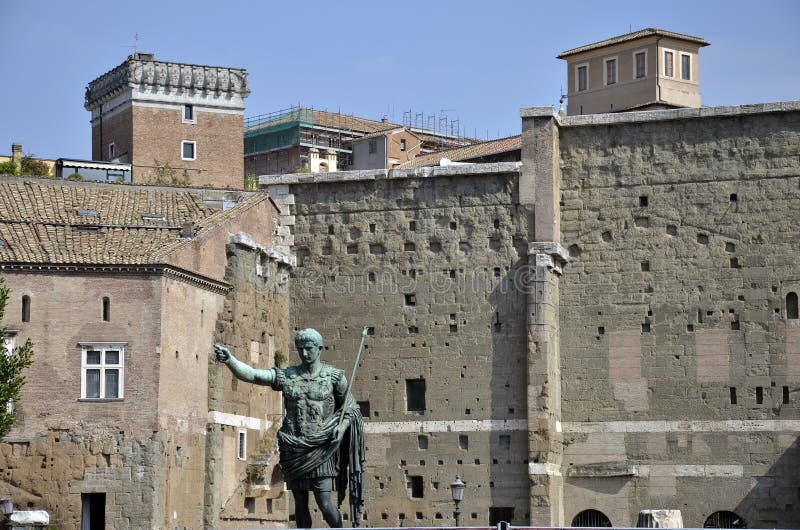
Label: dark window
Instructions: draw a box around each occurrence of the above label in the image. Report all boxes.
[357,400,371,418]
[183,104,194,121]
[81,493,106,530]
[400,139,407,151]
[635,51,646,78]
[730,387,737,405]
[664,51,674,77]
[704,511,746,528]
[458,434,468,450]
[245,497,255,514]
[756,386,763,404]
[489,507,515,526]
[406,379,425,412]
[787,292,798,319]
[783,386,790,404]
[681,54,691,80]
[573,509,612,527]
[21,295,30,322]
[182,141,195,160]
[605,58,617,84]
[577,65,588,91]
[102,297,110,322]
[406,475,423,498]
[368,140,377,154]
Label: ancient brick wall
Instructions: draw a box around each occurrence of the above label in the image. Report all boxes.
[266,164,532,527]
[557,107,800,527]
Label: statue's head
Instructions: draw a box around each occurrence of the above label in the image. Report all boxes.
[294,328,323,366]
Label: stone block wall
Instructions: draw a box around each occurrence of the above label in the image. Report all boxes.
[557,106,800,527]
[266,165,532,527]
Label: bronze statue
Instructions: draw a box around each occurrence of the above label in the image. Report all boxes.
[214,328,366,528]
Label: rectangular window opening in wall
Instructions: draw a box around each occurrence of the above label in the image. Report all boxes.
[634,50,647,78]
[238,429,246,460]
[81,492,106,530]
[499,434,511,450]
[244,497,255,514]
[357,400,371,418]
[400,139,407,151]
[783,386,790,404]
[368,140,377,154]
[489,507,514,526]
[181,141,196,161]
[183,104,195,123]
[756,386,763,405]
[664,50,674,77]
[604,57,617,85]
[405,378,426,413]
[730,387,737,405]
[80,343,125,399]
[459,434,469,450]
[681,53,691,80]
[21,295,30,322]
[108,143,115,160]
[576,64,588,92]
[406,475,423,498]
[102,297,110,322]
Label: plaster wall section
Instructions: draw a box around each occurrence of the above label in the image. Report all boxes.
[557,107,800,527]
[265,164,532,527]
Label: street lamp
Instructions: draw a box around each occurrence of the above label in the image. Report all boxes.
[450,475,466,527]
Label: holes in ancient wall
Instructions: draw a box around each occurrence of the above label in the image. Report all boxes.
[493,218,500,229]
[598,326,605,335]
[459,435,468,449]
[634,216,649,228]
[418,435,428,449]
[488,237,501,251]
[357,401,371,418]
[499,434,511,450]
[641,261,650,272]
[730,257,740,268]
[730,387,737,405]
[368,272,376,283]
[568,244,582,258]
[602,231,613,242]
[784,386,790,404]
[405,379,426,412]
[370,243,385,255]
[459,241,472,254]
[639,196,649,207]
[493,267,501,277]
[730,193,738,203]
[756,386,764,404]
[405,294,417,306]
[321,244,332,256]
[726,242,736,252]
[409,221,417,231]
[369,223,376,233]
[406,475,424,498]
[450,221,457,230]
[429,241,442,253]
[642,323,651,333]
[404,241,416,251]
[697,233,709,245]
[666,225,678,236]
[408,326,419,334]
[347,244,358,254]
[328,225,334,235]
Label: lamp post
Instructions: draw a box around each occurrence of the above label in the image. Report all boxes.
[450,475,466,527]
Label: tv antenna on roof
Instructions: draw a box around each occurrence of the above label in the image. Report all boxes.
[121,32,140,55]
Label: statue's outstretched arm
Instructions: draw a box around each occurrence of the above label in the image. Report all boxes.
[213,344,275,386]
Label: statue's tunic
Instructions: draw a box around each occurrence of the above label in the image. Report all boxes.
[270,363,347,490]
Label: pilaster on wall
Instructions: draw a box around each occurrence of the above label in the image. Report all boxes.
[520,107,565,525]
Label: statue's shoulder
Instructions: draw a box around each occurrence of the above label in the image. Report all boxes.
[320,363,345,382]
[283,365,302,379]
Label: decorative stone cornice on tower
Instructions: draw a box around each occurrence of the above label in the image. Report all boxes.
[85,52,250,111]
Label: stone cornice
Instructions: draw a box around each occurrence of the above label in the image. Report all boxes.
[86,56,250,110]
[0,262,231,295]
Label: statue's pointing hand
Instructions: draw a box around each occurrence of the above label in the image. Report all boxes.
[213,344,231,363]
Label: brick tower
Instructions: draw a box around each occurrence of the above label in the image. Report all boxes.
[85,53,250,187]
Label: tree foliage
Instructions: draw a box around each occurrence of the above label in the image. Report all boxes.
[20,156,51,177]
[0,277,34,438]
[147,160,189,186]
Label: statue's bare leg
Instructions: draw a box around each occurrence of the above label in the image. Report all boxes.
[293,490,312,528]
[314,489,342,528]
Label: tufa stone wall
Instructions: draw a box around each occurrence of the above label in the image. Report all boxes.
[557,108,800,527]
[266,164,533,527]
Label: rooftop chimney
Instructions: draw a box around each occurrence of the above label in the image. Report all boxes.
[11,143,22,167]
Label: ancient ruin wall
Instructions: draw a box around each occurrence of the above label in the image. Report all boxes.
[268,165,533,526]
[558,108,800,527]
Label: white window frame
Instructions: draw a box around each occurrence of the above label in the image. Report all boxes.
[633,49,648,79]
[603,56,618,86]
[237,429,247,460]
[575,62,589,92]
[680,53,692,81]
[182,104,196,124]
[181,141,196,161]
[663,49,675,78]
[108,143,115,160]
[80,342,125,400]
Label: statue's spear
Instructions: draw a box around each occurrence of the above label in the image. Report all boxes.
[337,326,369,428]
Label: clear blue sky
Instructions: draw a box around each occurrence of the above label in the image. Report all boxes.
[1,0,798,160]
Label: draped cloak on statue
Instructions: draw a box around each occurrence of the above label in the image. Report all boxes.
[269,364,366,526]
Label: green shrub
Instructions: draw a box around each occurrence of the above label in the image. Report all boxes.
[20,156,51,177]
[66,172,84,181]
[0,161,16,175]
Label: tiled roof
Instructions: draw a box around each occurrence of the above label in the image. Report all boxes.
[0,179,267,265]
[310,110,398,134]
[400,135,521,168]
[348,127,422,143]
[558,28,709,58]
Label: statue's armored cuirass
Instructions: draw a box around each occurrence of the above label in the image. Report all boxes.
[278,365,344,438]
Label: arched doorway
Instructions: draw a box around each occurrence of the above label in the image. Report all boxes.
[704,511,746,528]
[572,509,612,527]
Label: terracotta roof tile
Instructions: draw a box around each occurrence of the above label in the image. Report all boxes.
[558,28,709,59]
[0,179,267,265]
[400,135,521,168]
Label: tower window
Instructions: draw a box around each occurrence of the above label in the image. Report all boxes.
[400,139,407,151]
[634,51,646,78]
[181,141,196,160]
[681,54,691,80]
[664,50,674,77]
[238,429,246,460]
[604,57,617,85]
[108,143,115,160]
[102,297,110,322]
[787,292,798,319]
[576,64,588,91]
[183,104,195,123]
